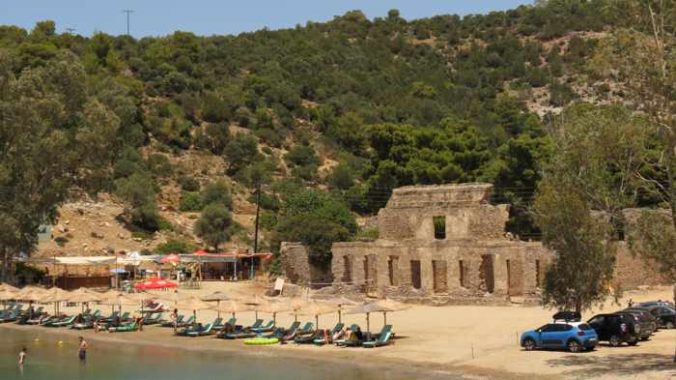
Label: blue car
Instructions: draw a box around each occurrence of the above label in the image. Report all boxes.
[520,322,598,352]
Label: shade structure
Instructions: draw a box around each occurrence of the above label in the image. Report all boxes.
[0,289,17,302]
[201,291,230,302]
[67,287,103,312]
[134,277,177,290]
[0,283,20,293]
[153,290,192,308]
[201,291,231,318]
[100,290,138,313]
[15,286,48,302]
[258,299,291,326]
[211,300,250,319]
[323,296,358,323]
[39,287,71,315]
[243,295,270,320]
[177,296,212,321]
[160,254,181,265]
[347,299,409,333]
[294,301,334,330]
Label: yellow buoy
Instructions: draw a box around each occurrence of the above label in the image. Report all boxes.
[57,340,64,346]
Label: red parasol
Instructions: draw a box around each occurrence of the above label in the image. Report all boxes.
[193,249,208,256]
[134,277,178,290]
[160,254,180,264]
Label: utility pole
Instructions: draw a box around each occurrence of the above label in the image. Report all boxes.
[122,9,133,36]
[252,182,261,279]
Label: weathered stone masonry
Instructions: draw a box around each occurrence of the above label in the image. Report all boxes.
[331,183,552,299]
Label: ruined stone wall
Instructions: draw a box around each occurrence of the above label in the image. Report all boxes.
[613,242,668,289]
[279,242,332,288]
[377,183,509,241]
[331,239,552,299]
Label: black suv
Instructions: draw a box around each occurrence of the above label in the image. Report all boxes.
[587,313,639,347]
[647,306,676,329]
[616,310,652,341]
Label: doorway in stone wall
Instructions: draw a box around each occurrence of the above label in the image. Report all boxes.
[342,255,352,283]
[479,255,494,293]
[410,260,422,289]
[388,256,399,286]
[432,260,448,293]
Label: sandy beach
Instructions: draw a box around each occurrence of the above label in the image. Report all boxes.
[3,282,674,380]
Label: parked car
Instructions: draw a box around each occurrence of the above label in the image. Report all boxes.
[624,307,659,333]
[521,322,598,352]
[616,311,652,341]
[645,306,676,329]
[587,313,639,347]
[552,311,581,322]
[637,300,675,309]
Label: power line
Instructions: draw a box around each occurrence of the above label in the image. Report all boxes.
[122,9,134,36]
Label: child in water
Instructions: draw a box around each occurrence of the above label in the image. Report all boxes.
[18,347,26,367]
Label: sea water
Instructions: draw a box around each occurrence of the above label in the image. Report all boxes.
[0,328,457,380]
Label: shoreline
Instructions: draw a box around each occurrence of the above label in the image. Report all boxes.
[0,323,533,380]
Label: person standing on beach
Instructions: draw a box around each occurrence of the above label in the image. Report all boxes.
[78,337,88,361]
[18,347,26,367]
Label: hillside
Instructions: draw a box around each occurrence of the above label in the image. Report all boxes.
[0,1,650,259]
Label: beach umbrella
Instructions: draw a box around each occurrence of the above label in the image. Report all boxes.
[66,288,103,313]
[201,291,230,318]
[347,299,409,334]
[0,283,20,293]
[258,299,291,326]
[368,299,410,325]
[134,277,177,290]
[243,295,269,320]
[101,290,137,313]
[323,296,358,323]
[15,286,48,302]
[0,289,17,310]
[177,296,212,321]
[294,301,333,330]
[211,300,250,319]
[39,287,71,315]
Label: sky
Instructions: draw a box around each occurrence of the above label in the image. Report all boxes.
[1,0,533,38]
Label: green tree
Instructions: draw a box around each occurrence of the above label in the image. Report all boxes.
[201,181,233,210]
[224,133,260,174]
[534,178,616,313]
[194,203,233,250]
[0,51,118,280]
[115,173,160,231]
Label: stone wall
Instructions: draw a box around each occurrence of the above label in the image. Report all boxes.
[279,242,332,289]
[613,243,668,289]
[377,183,509,241]
[331,239,551,299]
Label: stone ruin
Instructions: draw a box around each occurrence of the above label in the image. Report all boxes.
[279,183,669,304]
[330,183,551,302]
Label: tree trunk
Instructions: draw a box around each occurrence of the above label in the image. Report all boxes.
[574,298,582,314]
[1,250,9,284]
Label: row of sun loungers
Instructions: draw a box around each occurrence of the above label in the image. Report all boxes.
[1,303,395,348]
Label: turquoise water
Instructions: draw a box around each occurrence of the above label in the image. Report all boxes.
[0,328,457,380]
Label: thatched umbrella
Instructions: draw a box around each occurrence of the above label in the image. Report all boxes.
[39,287,71,315]
[243,295,269,321]
[66,288,103,313]
[211,300,250,320]
[347,299,409,334]
[258,299,291,326]
[100,290,137,313]
[201,291,231,318]
[15,286,48,302]
[323,296,358,323]
[176,296,212,322]
[0,283,20,293]
[0,289,17,310]
[294,300,334,330]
